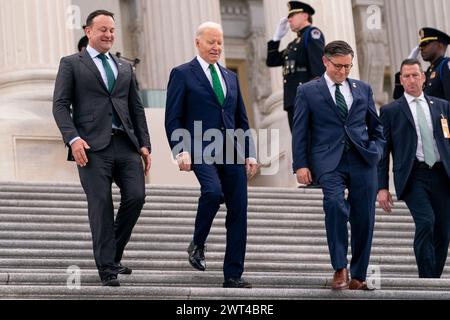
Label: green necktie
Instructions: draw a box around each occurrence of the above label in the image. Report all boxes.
[97,53,121,127]
[415,99,436,167]
[209,64,225,106]
[335,84,351,150]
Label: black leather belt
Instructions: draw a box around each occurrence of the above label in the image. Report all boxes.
[111,128,125,136]
[413,159,443,170]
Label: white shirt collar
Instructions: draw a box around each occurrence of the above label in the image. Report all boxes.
[196,55,218,72]
[324,72,347,88]
[404,92,426,105]
[87,45,111,59]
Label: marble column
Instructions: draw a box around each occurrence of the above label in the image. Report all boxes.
[0,0,74,99]
[353,0,388,106]
[384,0,450,87]
[0,0,76,181]
[133,0,222,90]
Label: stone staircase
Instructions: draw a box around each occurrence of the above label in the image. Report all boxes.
[0,181,449,299]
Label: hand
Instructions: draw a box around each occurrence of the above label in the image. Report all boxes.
[176,152,192,172]
[245,159,259,179]
[71,139,90,167]
[377,189,394,213]
[140,147,151,176]
[273,17,289,41]
[408,45,420,59]
[296,168,312,185]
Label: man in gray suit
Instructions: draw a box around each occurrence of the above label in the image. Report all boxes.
[53,9,151,286]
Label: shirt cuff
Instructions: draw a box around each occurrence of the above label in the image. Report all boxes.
[69,137,81,146]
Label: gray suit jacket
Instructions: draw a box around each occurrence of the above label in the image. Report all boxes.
[53,49,151,159]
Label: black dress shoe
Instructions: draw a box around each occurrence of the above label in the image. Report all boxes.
[187,241,206,271]
[117,263,132,275]
[223,278,252,288]
[102,274,120,287]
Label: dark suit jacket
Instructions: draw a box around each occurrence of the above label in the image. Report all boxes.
[165,58,255,162]
[292,75,385,181]
[378,95,450,199]
[53,49,151,157]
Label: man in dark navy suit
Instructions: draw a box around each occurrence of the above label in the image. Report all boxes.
[378,58,450,278]
[165,22,258,288]
[292,40,385,290]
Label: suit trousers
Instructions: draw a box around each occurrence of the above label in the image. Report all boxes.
[192,163,248,279]
[402,162,450,278]
[78,131,145,280]
[318,148,377,281]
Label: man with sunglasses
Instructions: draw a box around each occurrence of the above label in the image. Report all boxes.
[393,27,450,103]
[292,40,385,290]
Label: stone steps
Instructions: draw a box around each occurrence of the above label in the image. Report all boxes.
[0,181,448,300]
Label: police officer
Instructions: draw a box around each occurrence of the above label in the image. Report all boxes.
[267,1,325,132]
[393,27,450,102]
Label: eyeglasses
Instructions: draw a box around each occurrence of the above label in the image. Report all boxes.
[326,57,353,71]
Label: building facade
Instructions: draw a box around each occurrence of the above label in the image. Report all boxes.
[1,0,449,186]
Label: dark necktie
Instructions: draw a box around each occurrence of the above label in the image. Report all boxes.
[209,64,225,106]
[335,83,351,150]
[97,53,121,127]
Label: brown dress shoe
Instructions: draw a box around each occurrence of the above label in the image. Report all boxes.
[332,268,349,290]
[348,279,369,290]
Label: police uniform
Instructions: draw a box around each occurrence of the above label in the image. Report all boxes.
[266,1,325,131]
[393,27,450,102]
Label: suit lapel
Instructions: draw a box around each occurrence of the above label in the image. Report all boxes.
[425,95,440,136]
[317,76,341,119]
[79,49,109,93]
[189,58,221,106]
[110,54,126,95]
[347,79,360,118]
[399,96,416,129]
[218,64,232,107]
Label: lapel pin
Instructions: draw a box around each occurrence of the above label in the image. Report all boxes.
[430,100,434,104]
[352,83,357,88]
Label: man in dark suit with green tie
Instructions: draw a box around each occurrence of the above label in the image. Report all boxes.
[53,10,151,286]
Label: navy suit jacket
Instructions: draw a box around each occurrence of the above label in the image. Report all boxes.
[378,95,450,199]
[292,75,385,181]
[165,58,255,162]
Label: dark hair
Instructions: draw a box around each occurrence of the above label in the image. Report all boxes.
[324,40,354,58]
[308,15,313,24]
[77,35,88,52]
[400,58,423,73]
[86,10,114,27]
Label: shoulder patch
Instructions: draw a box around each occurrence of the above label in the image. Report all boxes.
[311,29,321,40]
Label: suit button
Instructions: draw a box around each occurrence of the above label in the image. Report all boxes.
[221,127,225,130]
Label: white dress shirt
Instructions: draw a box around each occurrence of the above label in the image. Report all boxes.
[196,55,227,98]
[324,72,354,111]
[404,92,440,162]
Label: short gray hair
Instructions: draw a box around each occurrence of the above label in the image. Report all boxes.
[196,21,223,38]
